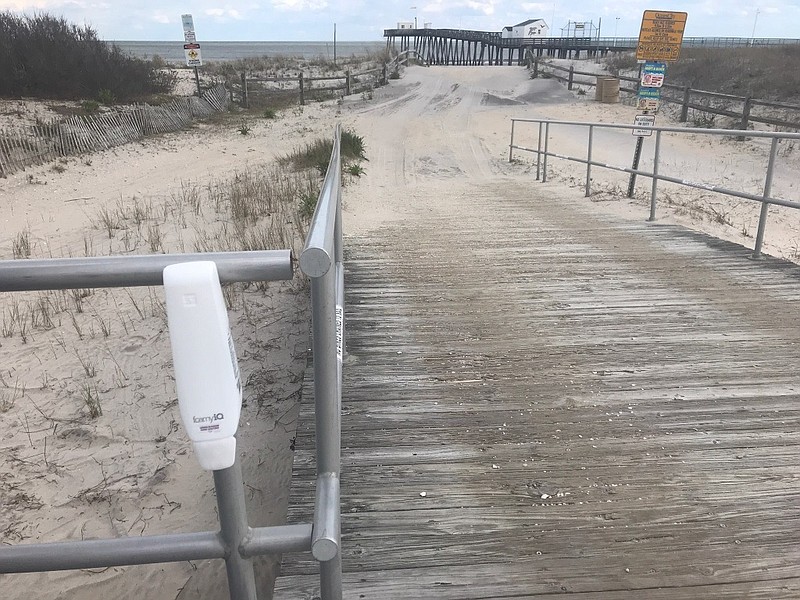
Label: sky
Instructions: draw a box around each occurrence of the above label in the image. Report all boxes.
[1,1,798,41]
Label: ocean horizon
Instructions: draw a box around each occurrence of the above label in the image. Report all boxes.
[111,40,385,63]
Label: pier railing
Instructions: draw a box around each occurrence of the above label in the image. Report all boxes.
[509,118,800,258]
[0,127,347,599]
[384,29,800,50]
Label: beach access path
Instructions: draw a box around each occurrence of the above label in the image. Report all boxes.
[274,67,800,598]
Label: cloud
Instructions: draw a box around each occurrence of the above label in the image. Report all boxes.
[465,1,496,15]
[521,2,547,11]
[150,11,171,24]
[0,0,61,8]
[204,7,244,20]
[271,0,328,11]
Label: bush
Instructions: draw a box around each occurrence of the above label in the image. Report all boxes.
[97,88,116,105]
[0,12,175,101]
[80,99,100,114]
[282,129,366,174]
[341,130,366,161]
[605,51,638,76]
[667,47,800,101]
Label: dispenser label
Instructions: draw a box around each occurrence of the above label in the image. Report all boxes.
[193,412,224,432]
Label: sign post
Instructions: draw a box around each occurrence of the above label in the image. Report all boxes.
[628,10,687,199]
[181,14,203,97]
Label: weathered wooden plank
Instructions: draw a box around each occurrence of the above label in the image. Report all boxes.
[277,179,800,599]
[275,563,800,600]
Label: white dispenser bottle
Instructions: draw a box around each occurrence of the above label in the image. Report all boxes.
[163,261,242,471]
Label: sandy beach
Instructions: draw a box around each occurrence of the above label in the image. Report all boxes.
[1,62,798,599]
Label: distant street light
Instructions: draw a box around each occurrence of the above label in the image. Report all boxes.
[751,9,760,43]
[614,17,620,47]
[410,5,417,29]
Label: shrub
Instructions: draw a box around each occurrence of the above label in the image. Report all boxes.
[97,88,116,105]
[0,12,175,101]
[346,163,365,177]
[667,47,800,101]
[237,120,252,135]
[605,51,638,75]
[341,130,366,161]
[81,99,100,114]
[281,130,366,174]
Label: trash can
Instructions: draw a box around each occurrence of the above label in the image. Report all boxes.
[595,77,620,103]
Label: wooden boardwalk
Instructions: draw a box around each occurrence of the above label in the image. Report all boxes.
[275,181,800,599]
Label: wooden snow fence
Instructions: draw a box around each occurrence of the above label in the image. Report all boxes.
[0,84,229,178]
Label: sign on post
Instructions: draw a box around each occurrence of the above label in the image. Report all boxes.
[184,43,203,67]
[633,114,656,137]
[182,14,196,42]
[636,10,688,62]
[181,14,202,67]
[641,61,666,88]
[637,86,661,112]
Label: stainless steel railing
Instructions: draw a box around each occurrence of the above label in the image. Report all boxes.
[0,125,347,600]
[509,118,800,258]
[298,124,345,600]
[0,250,310,599]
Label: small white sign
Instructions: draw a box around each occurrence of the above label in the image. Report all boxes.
[632,114,656,137]
[182,14,196,42]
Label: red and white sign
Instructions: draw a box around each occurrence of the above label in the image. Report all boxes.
[184,43,202,67]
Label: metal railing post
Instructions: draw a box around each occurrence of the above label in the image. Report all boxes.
[536,121,543,180]
[753,137,779,258]
[214,453,257,600]
[649,130,662,221]
[542,121,550,183]
[585,124,593,197]
[509,119,516,162]
[300,125,344,600]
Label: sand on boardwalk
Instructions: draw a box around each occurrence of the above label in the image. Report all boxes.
[1,63,798,600]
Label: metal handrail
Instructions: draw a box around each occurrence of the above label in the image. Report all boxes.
[298,123,345,599]
[0,249,315,599]
[509,118,800,258]
[0,126,347,599]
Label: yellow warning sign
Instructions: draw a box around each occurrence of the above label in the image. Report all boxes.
[636,10,688,62]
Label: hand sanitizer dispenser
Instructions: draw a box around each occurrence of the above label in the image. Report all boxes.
[163,261,242,471]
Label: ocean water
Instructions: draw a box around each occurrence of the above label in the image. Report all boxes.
[111,40,385,63]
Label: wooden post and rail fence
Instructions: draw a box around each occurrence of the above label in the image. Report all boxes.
[531,58,800,131]
[237,64,388,109]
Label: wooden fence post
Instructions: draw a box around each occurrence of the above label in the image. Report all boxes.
[680,86,691,122]
[346,70,351,96]
[240,73,248,108]
[382,62,387,86]
[299,72,305,106]
[568,66,574,90]
[740,96,752,131]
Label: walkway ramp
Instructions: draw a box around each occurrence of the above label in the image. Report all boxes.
[275,179,800,599]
